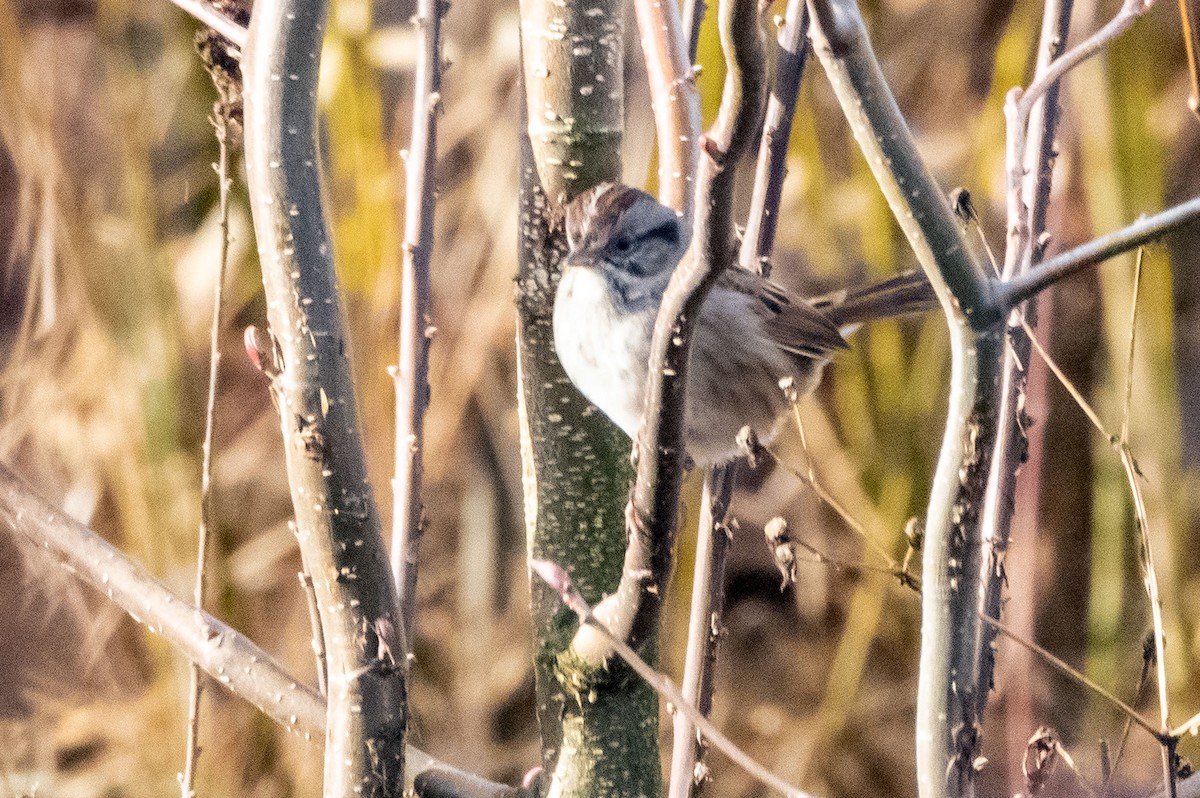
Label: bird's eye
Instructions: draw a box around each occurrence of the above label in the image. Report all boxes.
[613,236,634,254]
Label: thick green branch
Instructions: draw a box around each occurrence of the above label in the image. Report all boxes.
[807,2,1003,795]
[806,0,999,329]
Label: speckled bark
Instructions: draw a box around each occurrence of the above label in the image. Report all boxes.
[242,0,407,794]
[516,2,660,793]
[518,0,624,204]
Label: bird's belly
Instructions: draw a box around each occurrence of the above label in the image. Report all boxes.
[553,268,652,439]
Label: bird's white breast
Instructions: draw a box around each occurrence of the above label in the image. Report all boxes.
[553,266,653,439]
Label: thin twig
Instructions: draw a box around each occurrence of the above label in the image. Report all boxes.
[1180,0,1200,117]
[1120,253,1176,798]
[740,0,808,276]
[533,560,818,798]
[391,0,443,661]
[999,194,1200,310]
[298,570,328,696]
[634,0,701,223]
[787,401,897,570]
[760,444,920,588]
[669,464,736,798]
[180,103,234,798]
[167,0,248,50]
[682,0,706,65]
[980,614,1164,741]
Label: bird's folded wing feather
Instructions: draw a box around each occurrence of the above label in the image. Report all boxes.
[717,268,849,359]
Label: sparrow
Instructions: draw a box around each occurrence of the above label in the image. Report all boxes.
[553,182,933,465]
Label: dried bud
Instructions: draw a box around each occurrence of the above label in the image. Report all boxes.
[778,376,800,404]
[764,517,795,590]
[735,425,761,468]
[904,517,924,550]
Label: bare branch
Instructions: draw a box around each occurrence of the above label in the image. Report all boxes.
[633,0,701,222]
[999,194,1200,310]
[807,1,1005,793]
[166,0,248,50]
[977,6,1073,786]
[806,0,1000,328]
[242,0,407,791]
[391,0,444,659]
[0,464,516,798]
[740,0,809,276]
[1003,0,1154,282]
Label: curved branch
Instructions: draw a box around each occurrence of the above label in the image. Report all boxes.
[806,2,1002,794]
[572,0,765,671]
[242,0,407,792]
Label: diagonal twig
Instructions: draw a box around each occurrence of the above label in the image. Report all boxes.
[0,464,515,798]
[167,0,248,49]
[533,559,818,798]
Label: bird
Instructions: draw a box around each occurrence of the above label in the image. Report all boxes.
[552,182,936,466]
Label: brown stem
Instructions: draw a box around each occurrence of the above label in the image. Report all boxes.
[181,100,235,798]
[391,0,443,659]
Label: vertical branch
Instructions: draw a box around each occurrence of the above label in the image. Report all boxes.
[668,464,735,798]
[180,102,235,798]
[633,0,701,222]
[242,0,408,793]
[681,0,706,65]
[740,0,808,276]
[806,2,1002,796]
[978,0,1073,762]
[514,1,661,794]
[391,0,443,659]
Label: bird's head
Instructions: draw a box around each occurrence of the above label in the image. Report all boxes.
[562,183,689,308]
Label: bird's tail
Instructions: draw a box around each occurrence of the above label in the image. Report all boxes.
[814,270,938,329]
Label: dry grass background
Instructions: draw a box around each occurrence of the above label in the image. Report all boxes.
[0,0,1198,796]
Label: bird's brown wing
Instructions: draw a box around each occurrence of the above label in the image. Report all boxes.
[717,268,848,360]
